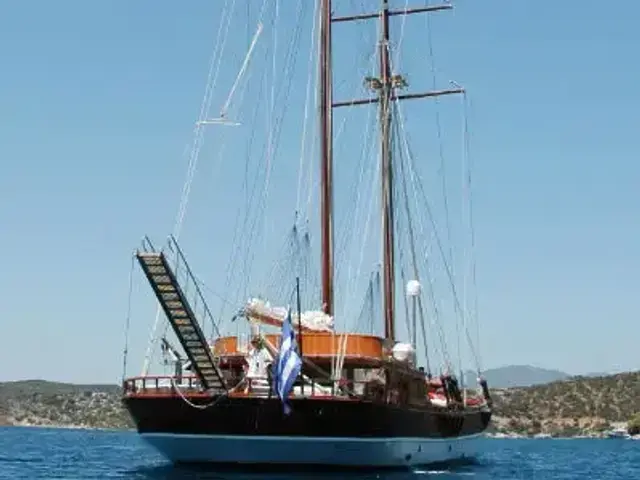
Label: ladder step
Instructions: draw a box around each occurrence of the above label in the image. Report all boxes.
[147,266,167,275]
[152,275,171,284]
[139,256,162,265]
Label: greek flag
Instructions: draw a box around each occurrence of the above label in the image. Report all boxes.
[273,307,302,414]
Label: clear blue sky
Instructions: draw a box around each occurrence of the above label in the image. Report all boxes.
[0,1,638,384]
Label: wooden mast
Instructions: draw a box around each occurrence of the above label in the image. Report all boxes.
[379,0,395,341]
[330,2,464,339]
[319,0,334,316]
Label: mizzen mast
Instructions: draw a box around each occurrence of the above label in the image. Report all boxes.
[332,1,464,342]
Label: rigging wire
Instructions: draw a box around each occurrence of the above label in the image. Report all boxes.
[311,18,380,288]
[334,60,384,329]
[204,14,271,334]
[305,1,381,244]
[260,0,281,260]
[355,270,380,335]
[327,17,380,268]
[296,0,320,214]
[213,1,281,316]
[153,2,235,351]
[422,4,461,378]
[121,252,136,383]
[183,0,271,338]
[392,98,452,371]
[219,0,309,319]
[240,0,306,295]
[141,0,238,375]
[394,101,438,374]
[393,0,412,72]
[392,104,434,371]
[216,52,268,325]
[461,91,483,373]
[396,100,481,371]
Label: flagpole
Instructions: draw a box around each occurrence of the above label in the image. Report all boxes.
[296,276,304,395]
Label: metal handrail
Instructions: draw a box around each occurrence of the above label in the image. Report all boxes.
[166,235,221,338]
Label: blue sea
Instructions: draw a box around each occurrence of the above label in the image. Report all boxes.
[0,427,638,479]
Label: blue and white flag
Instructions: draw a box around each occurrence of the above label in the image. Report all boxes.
[273,307,302,415]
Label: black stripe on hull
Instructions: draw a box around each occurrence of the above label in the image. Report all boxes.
[123,396,491,438]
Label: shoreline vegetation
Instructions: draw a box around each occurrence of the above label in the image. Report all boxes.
[1,371,639,438]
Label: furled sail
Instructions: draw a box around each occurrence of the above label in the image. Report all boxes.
[244,298,334,332]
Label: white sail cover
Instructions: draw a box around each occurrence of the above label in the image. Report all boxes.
[244,298,334,332]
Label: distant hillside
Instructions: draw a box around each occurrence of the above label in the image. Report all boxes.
[466,365,570,388]
[2,372,639,438]
[0,380,120,397]
[492,370,640,436]
[0,380,130,429]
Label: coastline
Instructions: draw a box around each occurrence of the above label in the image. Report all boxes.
[2,372,639,439]
[2,423,637,440]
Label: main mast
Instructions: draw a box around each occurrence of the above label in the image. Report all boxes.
[319,0,334,316]
[379,0,395,341]
[329,1,464,339]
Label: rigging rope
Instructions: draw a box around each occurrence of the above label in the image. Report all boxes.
[170,376,246,410]
[121,252,135,383]
[461,91,483,374]
[333,51,384,332]
[392,99,452,371]
[295,0,320,214]
[397,100,481,371]
[392,107,434,371]
[141,0,239,375]
[422,9,462,377]
[205,0,293,326]
[232,0,305,292]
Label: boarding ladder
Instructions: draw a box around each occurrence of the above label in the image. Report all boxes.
[136,236,226,392]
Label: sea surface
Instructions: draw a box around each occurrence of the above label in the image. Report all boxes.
[0,427,638,479]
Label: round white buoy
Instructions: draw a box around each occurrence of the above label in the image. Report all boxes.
[406,279,421,297]
[392,342,417,364]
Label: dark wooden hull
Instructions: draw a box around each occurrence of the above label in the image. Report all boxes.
[122,395,491,466]
[124,395,491,438]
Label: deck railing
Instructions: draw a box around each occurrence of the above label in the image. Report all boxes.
[122,374,369,397]
[121,375,421,404]
[122,374,489,410]
[123,375,202,394]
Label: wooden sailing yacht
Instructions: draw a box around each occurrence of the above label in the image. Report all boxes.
[122,0,493,467]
